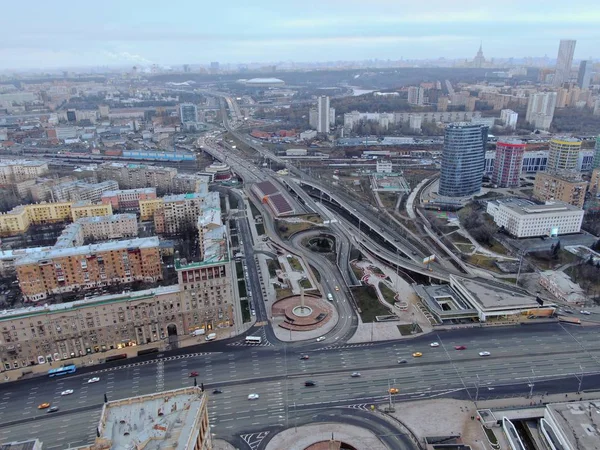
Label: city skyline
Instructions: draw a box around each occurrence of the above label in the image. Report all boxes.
[2,0,600,70]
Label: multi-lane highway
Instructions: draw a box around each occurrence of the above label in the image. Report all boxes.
[2,324,600,448]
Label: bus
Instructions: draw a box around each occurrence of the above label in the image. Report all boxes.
[105,353,128,362]
[245,336,262,344]
[48,364,77,377]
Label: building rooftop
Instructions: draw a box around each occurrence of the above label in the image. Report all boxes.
[0,439,42,450]
[0,284,180,322]
[102,187,157,197]
[454,276,543,310]
[0,159,47,167]
[77,213,137,224]
[254,180,278,196]
[546,401,600,450]
[269,193,294,215]
[14,236,159,265]
[163,192,204,202]
[540,270,584,295]
[97,387,207,450]
[491,198,583,215]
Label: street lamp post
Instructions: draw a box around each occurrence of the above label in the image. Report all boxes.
[528,368,536,398]
[577,365,584,394]
[475,374,480,403]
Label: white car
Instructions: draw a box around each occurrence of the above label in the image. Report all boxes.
[87,377,100,383]
[247,393,260,400]
[430,342,440,347]
[60,389,74,396]
[580,310,591,315]
[479,351,491,357]
[316,336,326,342]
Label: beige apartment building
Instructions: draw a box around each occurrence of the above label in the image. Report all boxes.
[533,172,588,208]
[1,257,233,368]
[16,237,162,301]
[101,187,157,210]
[148,192,218,235]
[0,160,48,185]
[98,162,178,191]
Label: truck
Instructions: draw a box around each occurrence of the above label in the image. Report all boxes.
[190,329,206,337]
[205,333,217,341]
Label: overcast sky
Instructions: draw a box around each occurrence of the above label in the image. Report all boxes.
[2,0,600,70]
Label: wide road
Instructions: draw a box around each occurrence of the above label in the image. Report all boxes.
[2,323,600,448]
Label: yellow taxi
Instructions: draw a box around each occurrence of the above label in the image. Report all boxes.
[389,388,399,394]
[38,402,51,409]
[412,352,423,357]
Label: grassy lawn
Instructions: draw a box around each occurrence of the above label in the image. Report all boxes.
[454,243,476,253]
[288,256,303,271]
[267,258,281,277]
[483,427,499,448]
[465,254,502,273]
[485,239,510,255]
[255,223,265,235]
[240,299,251,323]
[352,264,364,280]
[369,265,385,276]
[275,286,294,300]
[235,261,243,278]
[352,285,391,322]
[309,265,321,282]
[237,280,247,298]
[528,249,580,270]
[299,278,312,289]
[397,323,423,336]
[447,232,472,245]
[379,283,397,305]
[379,192,397,209]
[276,220,319,240]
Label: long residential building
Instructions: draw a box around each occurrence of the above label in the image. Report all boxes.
[15,237,162,301]
[343,110,481,130]
[486,198,584,238]
[52,180,119,203]
[533,172,588,208]
[0,257,233,367]
[101,187,157,210]
[98,162,178,191]
[0,160,49,185]
[0,201,113,236]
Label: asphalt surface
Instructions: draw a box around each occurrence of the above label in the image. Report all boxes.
[2,323,600,448]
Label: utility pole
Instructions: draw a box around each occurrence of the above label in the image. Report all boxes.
[578,365,584,393]
[475,374,480,403]
[528,368,536,398]
[516,251,525,285]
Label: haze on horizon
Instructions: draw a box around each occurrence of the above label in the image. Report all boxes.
[3,0,600,70]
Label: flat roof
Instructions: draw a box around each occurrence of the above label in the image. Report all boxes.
[98,387,206,450]
[269,193,294,215]
[77,213,137,224]
[0,284,180,322]
[163,192,204,202]
[453,276,544,310]
[492,198,582,215]
[546,401,600,450]
[101,187,156,196]
[15,236,159,265]
[0,440,40,450]
[254,180,278,196]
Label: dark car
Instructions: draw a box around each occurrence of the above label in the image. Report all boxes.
[304,381,316,387]
[47,406,59,413]
[212,389,223,394]
[398,359,408,364]
[300,355,309,360]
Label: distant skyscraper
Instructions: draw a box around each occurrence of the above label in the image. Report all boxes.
[316,96,331,133]
[473,43,486,68]
[407,86,424,106]
[210,61,220,73]
[439,123,488,198]
[525,92,557,130]
[547,137,582,172]
[577,60,592,90]
[179,103,198,130]
[183,64,191,73]
[553,40,576,86]
[492,140,526,188]
[500,109,518,129]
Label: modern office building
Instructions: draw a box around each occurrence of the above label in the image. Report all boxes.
[492,140,526,188]
[546,137,582,172]
[408,86,425,106]
[179,103,199,131]
[438,123,488,198]
[577,60,592,89]
[533,172,588,208]
[316,96,333,133]
[87,388,212,450]
[486,198,584,238]
[525,92,557,130]
[15,237,162,301]
[500,109,518,129]
[553,39,576,87]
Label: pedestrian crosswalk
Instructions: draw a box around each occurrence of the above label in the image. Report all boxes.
[89,352,215,374]
[227,340,273,347]
[319,343,374,351]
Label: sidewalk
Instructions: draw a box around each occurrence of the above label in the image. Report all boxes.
[264,423,388,450]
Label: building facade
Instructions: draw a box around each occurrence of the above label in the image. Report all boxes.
[76,213,138,241]
[492,140,526,188]
[0,160,48,185]
[98,163,178,191]
[486,199,584,238]
[593,135,600,169]
[52,180,119,203]
[439,123,488,198]
[152,192,217,235]
[553,39,576,87]
[577,60,592,89]
[526,92,557,130]
[500,109,518,129]
[533,172,588,208]
[546,137,582,172]
[408,86,425,106]
[101,188,157,210]
[316,96,331,133]
[16,237,162,301]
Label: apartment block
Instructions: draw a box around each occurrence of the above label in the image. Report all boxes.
[101,187,157,210]
[173,173,210,194]
[52,180,118,203]
[0,160,49,185]
[15,237,162,301]
[197,206,226,263]
[139,198,165,221]
[76,213,138,241]
[152,192,218,235]
[546,137,582,172]
[533,172,588,208]
[486,198,584,238]
[98,162,177,191]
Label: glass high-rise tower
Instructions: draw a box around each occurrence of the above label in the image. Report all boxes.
[439,123,488,198]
